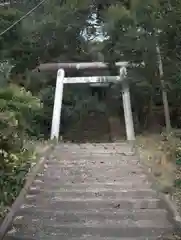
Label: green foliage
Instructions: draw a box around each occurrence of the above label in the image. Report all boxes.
[174,178,181,188]
[0,84,42,137]
[0,84,40,217]
[1,0,92,74]
[1,0,181,133]
[174,145,181,188]
[176,145,181,166]
[0,61,13,87]
[0,149,33,217]
[1,0,181,215]
[0,7,22,60]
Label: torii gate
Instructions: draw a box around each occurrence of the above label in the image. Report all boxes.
[36,61,139,141]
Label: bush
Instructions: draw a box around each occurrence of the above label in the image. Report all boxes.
[0,84,41,217]
[0,147,33,217]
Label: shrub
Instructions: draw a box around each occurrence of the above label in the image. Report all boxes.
[0,84,41,217]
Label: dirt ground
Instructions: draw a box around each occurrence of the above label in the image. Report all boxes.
[136,133,181,239]
[136,134,176,192]
[136,133,181,211]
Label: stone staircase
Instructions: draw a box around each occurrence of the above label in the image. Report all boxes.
[2,142,178,239]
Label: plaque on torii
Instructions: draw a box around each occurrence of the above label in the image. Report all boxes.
[36,61,143,141]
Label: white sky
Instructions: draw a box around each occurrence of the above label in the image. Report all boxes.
[82,13,106,42]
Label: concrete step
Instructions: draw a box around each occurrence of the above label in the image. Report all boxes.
[14,209,169,223]
[44,156,139,163]
[52,145,133,151]
[55,142,131,147]
[54,151,135,156]
[54,143,133,150]
[44,161,142,167]
[42,164,142,172]
[30,181,152,190]
[20,198,162,210]
[53,151,134,155]
[53,148,127,153]
[45,156,139,164]
[53,147,134,152]
[34,174,148,183]
[44,160,140,168]
[12,217,172,229]
[50,147,134,152]
[3,237,171,240]
[53,149,134,154]
[51,149,134,153]
[6,224,173,239]
[41,169,144,179]
[26,189,158,199]
[42,167,143,173]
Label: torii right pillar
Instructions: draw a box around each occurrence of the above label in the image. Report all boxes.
[120,68,135,141]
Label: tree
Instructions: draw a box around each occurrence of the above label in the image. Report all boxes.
[91,0,174,132]
[1,0,181,135]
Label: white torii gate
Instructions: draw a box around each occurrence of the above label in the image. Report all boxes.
[50,62,137,141]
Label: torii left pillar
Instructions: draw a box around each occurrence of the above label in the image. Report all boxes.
[120,68,135,141]
[50,69,65,140]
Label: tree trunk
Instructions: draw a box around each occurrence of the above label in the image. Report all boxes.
[156,42,171,134]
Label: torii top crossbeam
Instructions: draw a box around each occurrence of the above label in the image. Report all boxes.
[36,61,143,72]
[48,62,138,142]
